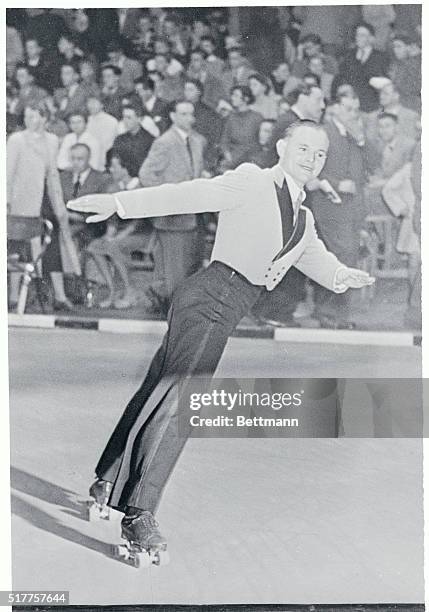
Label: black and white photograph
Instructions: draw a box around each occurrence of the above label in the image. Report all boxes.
[3,2,425,610]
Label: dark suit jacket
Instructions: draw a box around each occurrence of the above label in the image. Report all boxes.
[128,94,170,133]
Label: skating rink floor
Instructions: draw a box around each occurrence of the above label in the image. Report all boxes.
[8,328,424,605]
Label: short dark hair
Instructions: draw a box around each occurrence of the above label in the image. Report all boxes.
[24,99,51,120]
[300,33,322,46]
[25,36,42,47]
[70,142,91,156]
[378,112,398,123]
[101,63,122,76]
[231,84,254,105]
[200,35,216,45]
[122,104,141,117]
[354,21,375,37]
[15,62,35,77]
[184,77,204,96]
[334,91,359,105]
[169,98,194,113]
[288,82,319,105]
[107,149,136,177]
[134,76,155,90]
[61,61,80,74]
[248,72,270,94]
[67,111,88,122]
[283,119,327,140]
[190,47,206,58]
[391,31,413,45]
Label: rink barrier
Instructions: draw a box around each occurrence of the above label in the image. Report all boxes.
[7,314,421,346]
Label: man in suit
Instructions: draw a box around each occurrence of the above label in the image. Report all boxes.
[310,94,368,329]
[68,120,373,552]
[138,99,206,311]
[100,64,130,120]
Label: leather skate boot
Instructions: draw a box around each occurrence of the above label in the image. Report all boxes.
[87,478,113,520]
[121,507,167,552]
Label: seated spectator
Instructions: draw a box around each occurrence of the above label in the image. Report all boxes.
[186,48,225,109]
[57,112,102,171]
[53,62,90,120]
[148,53,184,102]
[110,104,154,178]
[79,58,100,98]
[85,150,140,309]
[364,80,420,145]
[271,83,325,145]
[100,64,130,120]
[307,55,334,102]
[248,119,276,168]
[270,62,302,98]
[219,85,263,169]
[220,46,254,93]
[86,95,119,169]
[132,77,169,134]
[183,78,223,170]
[162,12,189,57]
[292,33,338,78]
[24,36,59,92]
[388,32,421,112]
[44,96,69,142]
[7,24,24,78]
[57,31,85,65]
[132,10,154,61]
[199,35,225,77]
[332,22,389,112]
[365,113,415,215]
[190,18,212,51]
[248,72,279,120]
[12,63,48,120]
[105,38,143,93]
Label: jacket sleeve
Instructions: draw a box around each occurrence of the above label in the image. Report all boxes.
[117,163,257,218]
[293,209,347,292]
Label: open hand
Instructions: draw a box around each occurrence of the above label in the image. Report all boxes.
[66,194,117,223]
[337,267,375,289]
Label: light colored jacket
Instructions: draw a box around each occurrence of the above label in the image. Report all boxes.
[116,162,345,291]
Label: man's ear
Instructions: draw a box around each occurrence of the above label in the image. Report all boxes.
[276,138,286,159]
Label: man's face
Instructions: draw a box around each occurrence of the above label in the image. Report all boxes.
[228,51,242,69]
[334,96,360,125]
[70,145,90,174]
[301,87,325,122]
[230,88,245,109]
[355,26,372,49]
[273,63,290,83]
[61,65,77,88]
[25,39,41,58]
[69,115,86,135]
[200,39,214,55]
[163,19,177,36]
[303,41,320,58]
[392,39,409,60]
[154,55,168,73]
[171,102,194,131]
[109,156,126,182]
[277,125,329,187]
[190,53,204,72]
[16,68,32,88]
[108,50,121,64]
[122,109,140,132]
[135,83,153,102]
[379,83,398,108]
[309,57,323,76]
[184,82,200,103]
[87,97,102,115]
[80,61,95,81]
[249,78,265,98]
[58,36,73,55]
[102,68,118,89]
[138,16,151,33]
[377,117,397,143]
[24,107,45,131]
[258,121,274,146]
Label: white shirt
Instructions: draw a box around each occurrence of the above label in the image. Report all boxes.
[57,130,103,172]
[143,95,156,113]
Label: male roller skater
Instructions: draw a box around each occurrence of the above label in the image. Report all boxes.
[69,120,374,557]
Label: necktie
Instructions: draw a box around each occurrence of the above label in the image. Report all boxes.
[185,136,194,176]
[73,174,81,199]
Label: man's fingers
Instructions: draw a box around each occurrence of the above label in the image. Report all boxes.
[67,195,104,212]
[87,214,111,224]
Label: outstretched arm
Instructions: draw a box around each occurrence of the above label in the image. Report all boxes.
[67,163,256,223]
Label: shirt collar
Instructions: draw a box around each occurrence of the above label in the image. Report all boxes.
[273,165,306,208]
[174,126,189,141]
[73,167,91,184]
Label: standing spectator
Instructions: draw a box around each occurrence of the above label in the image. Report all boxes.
[248,73,279,120]
[53,62,89,120]
[183,78,223,170]
[219,85,263,169]
[388,32,421,112]
[7,24,24,78]
[310,94,366,328]
[271,83,325,145]
[248,120,275,168]
[308,55,335,102]
[186,48,225,110]
[292,34,338,78]
[86,95,119,169]
[199,36,225,77]
[139,100,206,312]
[105,39,143,94]
[332,23,388,112]
[7,100,80,311]
[220,47,254,93]
[24,37,59,93]
[100,64,129,120]
[57,112,102,171]
[132,77,169,134]
[12,64,48,120]
[79,58,100,98]
[111,104,154,178]
[362,5,396,51]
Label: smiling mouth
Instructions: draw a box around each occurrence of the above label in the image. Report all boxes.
[300,165,314,172]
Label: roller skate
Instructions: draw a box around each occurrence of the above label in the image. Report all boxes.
[86,478,113,521]
[112,509,170,568]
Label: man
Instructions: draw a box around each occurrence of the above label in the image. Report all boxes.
[162,13,189,57]
[100,64,130,120]
[150,53,184,102]
[332,22,388,113]
[186,48,225,110]
[254,83,325,327]
[57,112,102,172]
[111,104,154,178]
[24,36,58,92]
[183,78,223,170]
[12,63,47,119]
[86,95,119,169]
[138,99,206,312]
[199,35,225,77]
[310,95,367,329]
[68,120,373,555]
[291,33,338,79]
[53,62,89,120]
[106,39,143,94]
[219,85,263,169]
[364,81,420,145]
[388,31,421,112]
[220,46,254,93]
[131,77,169,135]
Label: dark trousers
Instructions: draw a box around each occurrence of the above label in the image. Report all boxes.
[96,262,262,513]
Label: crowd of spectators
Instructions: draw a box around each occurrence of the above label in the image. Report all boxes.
[6,6,422,328]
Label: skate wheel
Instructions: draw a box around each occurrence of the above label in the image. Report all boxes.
[152,549,170,566]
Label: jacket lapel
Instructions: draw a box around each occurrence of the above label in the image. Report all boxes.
[273,208,307,261]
